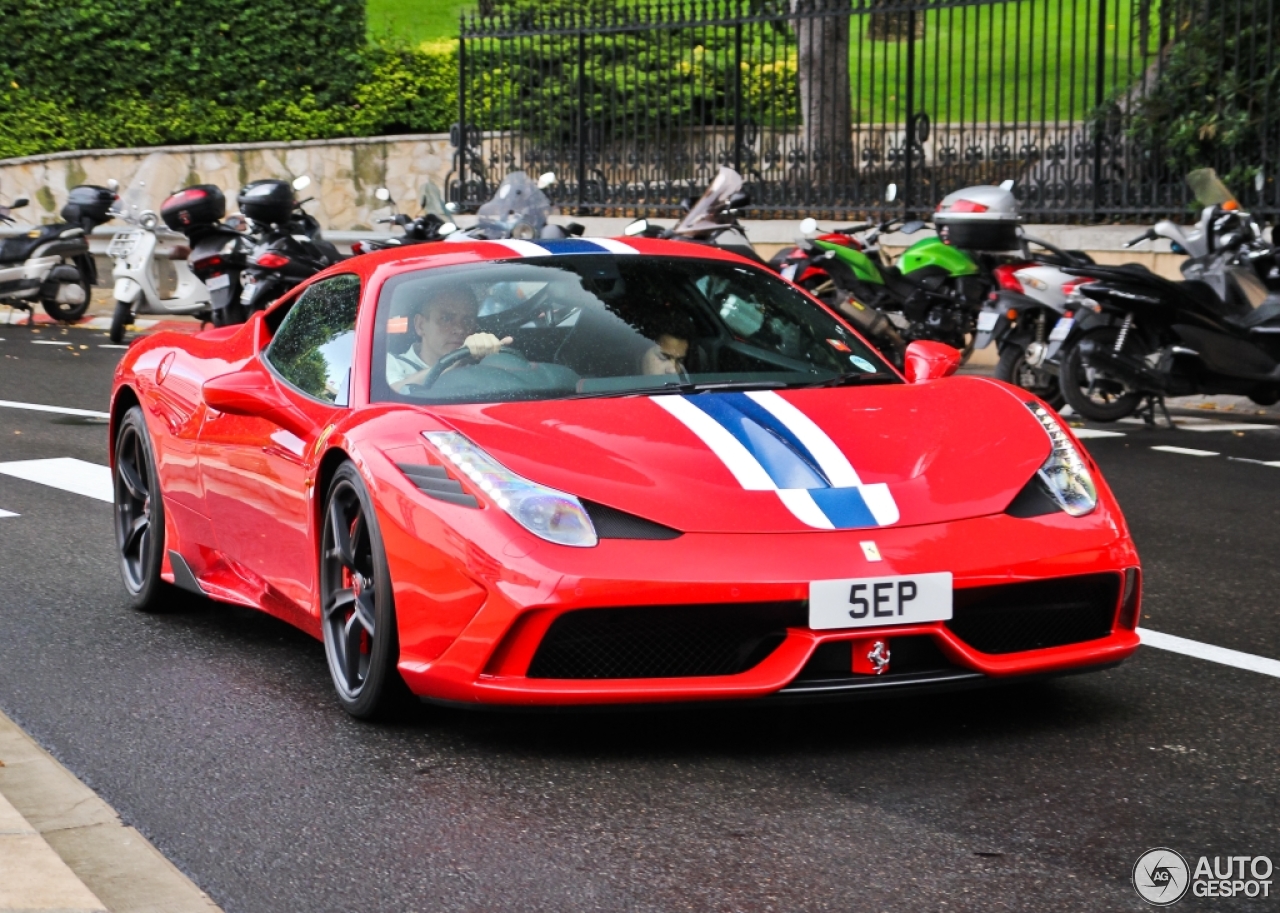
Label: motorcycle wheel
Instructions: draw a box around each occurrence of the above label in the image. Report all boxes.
[210,302,248,328]
[109,300,133,344]
[1059,326,1144,422]
[996,343,1065,410]
[40,269,92,323]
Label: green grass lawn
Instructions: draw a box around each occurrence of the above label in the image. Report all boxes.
[367,0,471,44]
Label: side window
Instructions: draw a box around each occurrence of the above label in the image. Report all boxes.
[264,274,361,405]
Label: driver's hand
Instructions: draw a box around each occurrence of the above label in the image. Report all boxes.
[463,333,512,359]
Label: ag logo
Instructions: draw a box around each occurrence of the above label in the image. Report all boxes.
[1133,848,1190,905]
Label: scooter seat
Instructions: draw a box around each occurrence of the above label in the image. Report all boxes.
[0,224,68,264]
[1229,294,1280,331]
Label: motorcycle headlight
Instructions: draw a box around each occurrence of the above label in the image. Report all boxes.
[1025,402,1097,516]
[423,432,598,547]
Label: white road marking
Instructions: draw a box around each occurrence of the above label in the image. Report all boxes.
[99,344,128,349]
[0,458,113,503]
[0,509,17,518]
[31,339,76,346]
[1139,627,1280,680]
[1227,457,1280,468]
[1150,445,1219,457]
[0,399,110,419]
[1072,428,1126,439]
[1181,422,1275,432]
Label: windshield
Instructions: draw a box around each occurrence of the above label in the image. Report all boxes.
[674,166,743,235]
[1187,168,1239,207]
[371,255,896,405]
[114,152,179,227]
[474,171,552,239]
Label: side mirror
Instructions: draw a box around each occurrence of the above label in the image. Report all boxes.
[900,219,927,234]
[11,197,29,209]
[444,201,459,213]
[885,183,898,203]
[727,190,751,209]
[203,366,310,437]
[439,221,458,235]
[902,340,961,383]
[999,179,1015,192]
[537,172,557,189]
[292,175,312,192]
[624,218,649,237]
[374,187,391,202]
[107,179,120,192]
[799,217,818,238]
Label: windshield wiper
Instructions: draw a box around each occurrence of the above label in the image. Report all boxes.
[562,379,793,400]
[799,372,897,388]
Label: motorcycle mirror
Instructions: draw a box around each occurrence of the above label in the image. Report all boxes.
[885,184,898,203]
[10,197,28,209]
[679,197,693,212]
[999,179,1015,192]
[900,219,927,234]
[139,211,159,230]
[439,222,458,235]
[107,179,119,192]
[1256,172,1267,193]
[374,187,391,202]
[444,201,459,213]
[799,217,818,238]
[537,172,557,190]
[292,176,312,192]
[727,190,751,209]
[624,218,649,237]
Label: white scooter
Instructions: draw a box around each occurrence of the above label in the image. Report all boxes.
[106,155,212,340]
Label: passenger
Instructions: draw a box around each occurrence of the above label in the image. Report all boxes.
[637,310,695,376]
[387,285,511,392]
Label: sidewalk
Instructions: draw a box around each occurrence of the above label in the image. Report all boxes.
[0,709,222,913]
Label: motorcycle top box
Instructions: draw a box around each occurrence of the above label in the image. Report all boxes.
[161,184,226,231]
[935,185,1021,251]
[237,179,295,225]
[60,184,117,228]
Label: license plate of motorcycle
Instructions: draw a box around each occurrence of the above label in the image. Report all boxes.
[206,273,231,291]
[781,263,798,281]
[977,311,1000,332]
[1049,317,1074,341]
[240,280,255,303]
[809,572,952,630]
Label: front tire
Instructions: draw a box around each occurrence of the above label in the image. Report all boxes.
[1059,327,1144,422]
[113,406,176,611]
[109,300,133,344]
[996,343,1066,410]
[40,266,92,323]
[320,463,405,719]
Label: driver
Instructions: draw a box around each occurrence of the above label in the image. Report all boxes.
[387,285,511,392]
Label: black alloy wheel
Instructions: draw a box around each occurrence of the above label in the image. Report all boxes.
[320,463,405,719]
[996,343,1066,410]
[1059,325,1144,422]
[113,406,175,611]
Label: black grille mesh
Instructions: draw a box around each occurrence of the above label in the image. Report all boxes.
[527,602,805,679]
[947,573,1120,654]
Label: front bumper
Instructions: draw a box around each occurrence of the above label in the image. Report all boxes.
[383,494,1141,707]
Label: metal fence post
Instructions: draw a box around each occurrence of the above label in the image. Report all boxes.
[577,26,587,215]
[904,7,917,216]
[1092,0,1107,219]
[733,19,744,173]
[457,18,468,209]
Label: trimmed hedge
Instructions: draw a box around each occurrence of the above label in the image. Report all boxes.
[0,0,457,158]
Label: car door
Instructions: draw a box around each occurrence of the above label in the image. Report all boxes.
[198,274,361,612]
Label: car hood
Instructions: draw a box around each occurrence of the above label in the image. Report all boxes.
[431,377,1051,534]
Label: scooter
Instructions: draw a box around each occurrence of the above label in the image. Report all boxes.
[1056,170,1280,420]
[159,184,253,329]
[107,155,214,341]
[238,176,344,314]
[351,183,458,255]
[0,184,112,323]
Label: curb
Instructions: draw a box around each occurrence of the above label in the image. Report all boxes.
[0,709,222,913]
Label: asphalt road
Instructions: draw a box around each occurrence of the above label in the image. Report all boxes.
[0,328,1277,912]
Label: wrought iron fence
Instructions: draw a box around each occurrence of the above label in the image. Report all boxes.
[453,0,1280,222]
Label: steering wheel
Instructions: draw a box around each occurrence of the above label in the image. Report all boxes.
[417,347,478,390]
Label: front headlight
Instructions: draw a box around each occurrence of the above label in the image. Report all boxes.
[423,432,598,547]
[1025,402,1097,516]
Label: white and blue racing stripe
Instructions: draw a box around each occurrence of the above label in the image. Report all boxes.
[490,238,638,257]
[653,390,899,530]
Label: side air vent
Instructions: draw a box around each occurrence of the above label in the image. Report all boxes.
[582,500,683,540]
[396,463,479,508]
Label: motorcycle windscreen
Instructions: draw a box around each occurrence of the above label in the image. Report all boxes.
[1186,169,1240,208]
[673,166,743,235]
[475,172,552,239]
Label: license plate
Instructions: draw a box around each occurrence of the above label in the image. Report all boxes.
[977,310,1000,332]
[206,273,231,290]
[240,278,256,303]
[1049,316,1074,341]
[781,263,799,281]
[809,572,953,630]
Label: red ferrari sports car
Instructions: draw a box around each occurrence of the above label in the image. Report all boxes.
[110,236,1141,717]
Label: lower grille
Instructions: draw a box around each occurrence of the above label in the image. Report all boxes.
[527,602,805,679]
[946,573,1120,654]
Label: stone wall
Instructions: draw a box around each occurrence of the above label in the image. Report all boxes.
[0,134,456,231]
